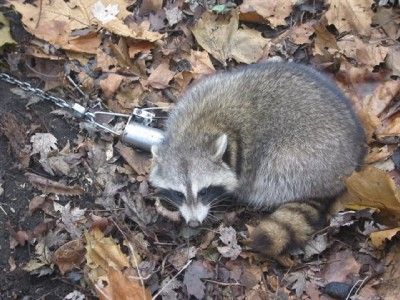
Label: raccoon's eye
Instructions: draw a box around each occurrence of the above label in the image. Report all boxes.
[174,191,185,199]
[198,188,208,196]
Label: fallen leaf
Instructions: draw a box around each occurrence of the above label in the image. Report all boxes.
[115,142,151,175]
[91,0,119,23]
[378,243,400,299]
[0,12,16,47]
[97,267,152,300]
[146,62,175,89]
[30,133,58,159]
[187,50,215,79]
[337,35,389,70]
[239,0,293,27]
[8,0,131,53]
[191,11,269,65]
[25,172,84,195]
[85,228,130,272]
[370,227,400,248]
[286,271,307,297]
[217,226,242,260]
[53,239,86,274]
[183,260,214,300]
[341,167,400,220]
[304,233,328,259]
[323,249,361,283]
[164,6,183,27]
[99,74,125,99]
[140,0,163,14]
[325,0,373,37]
[386,47,400,77]
[0,113,31,168]
[55,202,86,238]
[168,246,197,270]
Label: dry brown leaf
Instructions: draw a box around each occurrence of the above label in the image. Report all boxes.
[0,113,31,168]
[313,20,338,56]
[115,142,151,175]
[230,26,270,64]
[8,0,160,53]
[104,20,163,42]
[323,249,361,283]
[53,239,86,274]
[128,40,154,58]
[239,0,293,27]
[96,49,119,72]
[85,228,130,272]
[365,145,394,164]
[145,62,175,89]
[377,243,400,299]
[372,7,400,41]
[370,227,400,248]
[325,0,373,37]
[386,47,400,77]
[365,80,400,117]
[187,50,215,79]
[337,35,389,70]
[278,21,317,45]
[25,172,84,195]
[192,11,269,65]
[376,114,400,143]
[99,74,125,99]
[140,0,163,14]
[97,267,152,300]
[341,167,400,219]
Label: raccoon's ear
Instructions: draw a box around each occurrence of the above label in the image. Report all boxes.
[211,134,228,161]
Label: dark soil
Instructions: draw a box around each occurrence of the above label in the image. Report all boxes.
[0,80,87,299]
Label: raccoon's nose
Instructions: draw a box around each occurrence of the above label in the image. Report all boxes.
[188,220,200,228]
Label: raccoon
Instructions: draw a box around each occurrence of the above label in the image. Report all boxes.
[149,62,365,258]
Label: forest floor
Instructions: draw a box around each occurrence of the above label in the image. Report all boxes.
[0,0,400,299]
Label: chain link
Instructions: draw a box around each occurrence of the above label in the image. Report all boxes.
[0,72,71,109]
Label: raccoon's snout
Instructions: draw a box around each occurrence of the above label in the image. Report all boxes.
[188,220,200,228]
[179,202,209,226]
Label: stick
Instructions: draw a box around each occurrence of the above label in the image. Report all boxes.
[151,259,193,300]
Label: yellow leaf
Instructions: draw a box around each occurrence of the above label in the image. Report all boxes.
[342,167,400,220]
[97,267,152,300]
[0,12,16,47]
[370,228,400,248]
[85,228,130,273]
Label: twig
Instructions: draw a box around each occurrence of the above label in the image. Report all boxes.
[345,276,369,300]
[204,279,242,286]
[0,205,8,216]
[151,259,193,300]
[95,283,111,300]
[111,219,146,300]
[67,75,86,97]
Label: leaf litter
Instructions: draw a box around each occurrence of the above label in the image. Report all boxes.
[1,0,400,299]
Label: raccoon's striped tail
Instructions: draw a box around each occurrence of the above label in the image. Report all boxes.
[250,199,330,259]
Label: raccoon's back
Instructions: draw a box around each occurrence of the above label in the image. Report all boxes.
[165,62,365,204]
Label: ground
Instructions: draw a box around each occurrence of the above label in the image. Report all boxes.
[0,1,400,300]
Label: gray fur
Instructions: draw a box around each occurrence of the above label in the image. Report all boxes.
[149,62,365,222]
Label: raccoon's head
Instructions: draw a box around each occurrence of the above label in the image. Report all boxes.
[149,134,238,227]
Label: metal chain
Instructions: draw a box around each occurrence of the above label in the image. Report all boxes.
[0,72,71,109]
[0,72,161,136]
